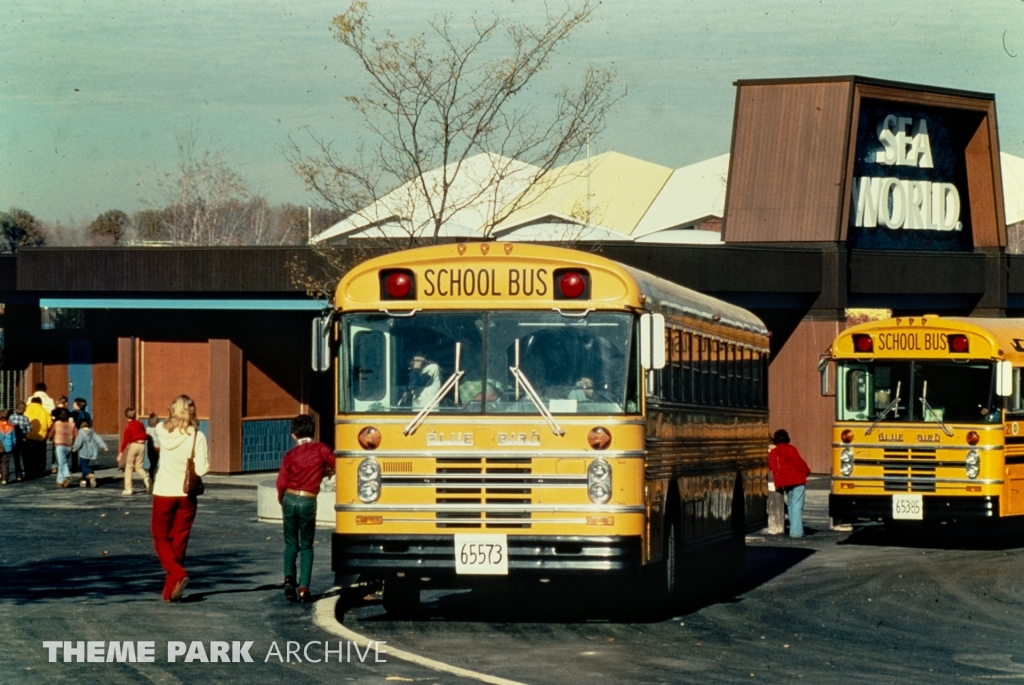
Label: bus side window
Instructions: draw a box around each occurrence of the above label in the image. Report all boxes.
[742,347,752,408]
[681,332,692,403]
[728,344,737,407]
[672,329,683,402]
[1011,368,1024,413]
[751,350,762,409]
[352,329,387,402]
[697,336,708,405]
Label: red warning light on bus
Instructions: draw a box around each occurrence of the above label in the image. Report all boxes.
[381,269,415,300]
[559,272,585,298]
[948,334,969,353]
[853,334,873,353]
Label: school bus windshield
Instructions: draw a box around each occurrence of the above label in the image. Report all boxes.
[836,360,998,424]
[343,311,640,415]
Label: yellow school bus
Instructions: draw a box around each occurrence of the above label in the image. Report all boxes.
[328,243,770,613]
[826,315,1022,527]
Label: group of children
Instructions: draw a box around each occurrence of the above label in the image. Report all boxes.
[0,381,163,491]
[0,385,110,487]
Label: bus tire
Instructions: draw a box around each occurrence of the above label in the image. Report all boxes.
[643,499,681,611]
[382,578,420,618]
[728,476,747,583]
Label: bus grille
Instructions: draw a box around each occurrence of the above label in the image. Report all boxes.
[882,448,936,492]
[434,457,533,529]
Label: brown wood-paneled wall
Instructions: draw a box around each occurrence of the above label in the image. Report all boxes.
[724,80,854,243]
[768,318,841,474]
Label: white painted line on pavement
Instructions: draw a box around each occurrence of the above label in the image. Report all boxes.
[313,595,530,685]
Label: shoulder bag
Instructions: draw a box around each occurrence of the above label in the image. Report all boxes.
[183,429,205,496]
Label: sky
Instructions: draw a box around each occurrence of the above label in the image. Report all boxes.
[2,0,1024,225]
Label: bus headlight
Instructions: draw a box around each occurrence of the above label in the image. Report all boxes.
[840,448,855,477]
[966,450,980,480]
[357,458,382,503]
[587,459,612,504]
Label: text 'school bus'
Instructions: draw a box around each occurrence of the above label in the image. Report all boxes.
[823,315,1024,528]
[325,243,770,613]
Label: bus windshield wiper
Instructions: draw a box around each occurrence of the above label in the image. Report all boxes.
[919,380,953,437]
[865,381,900,435]
[509,339,564,437]
[403,342,465,436]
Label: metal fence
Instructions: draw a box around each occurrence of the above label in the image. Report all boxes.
[0,370,27,410]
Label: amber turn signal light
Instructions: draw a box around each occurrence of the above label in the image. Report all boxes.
[587,427,611,450]
[841,429,854,444]
[966,431,980,446]
[358,426,381,450]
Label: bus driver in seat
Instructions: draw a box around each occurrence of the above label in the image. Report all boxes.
[568,376,595,401]
[404,353,442,409]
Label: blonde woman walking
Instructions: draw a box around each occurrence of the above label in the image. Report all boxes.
[150,396,209,602]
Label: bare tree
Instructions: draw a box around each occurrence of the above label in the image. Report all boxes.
[144,128,274,246]
[288,0,619,248]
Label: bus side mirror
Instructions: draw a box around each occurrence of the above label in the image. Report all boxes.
[312,315,331,372]
[997,360,1013,397]
[639,313,666,370]
[819,358,831,397]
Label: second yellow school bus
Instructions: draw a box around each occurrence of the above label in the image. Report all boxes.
[329,243,770,613]
[826,315,1024,527]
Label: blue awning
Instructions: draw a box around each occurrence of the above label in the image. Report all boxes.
[39,298,326,311]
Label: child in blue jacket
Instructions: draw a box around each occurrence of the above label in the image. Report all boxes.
[73,420,109,488]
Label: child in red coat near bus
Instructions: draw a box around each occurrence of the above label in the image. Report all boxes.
[275,414,335,603]
[768,429,811,538]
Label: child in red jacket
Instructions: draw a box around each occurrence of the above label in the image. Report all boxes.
[768,429,811,538]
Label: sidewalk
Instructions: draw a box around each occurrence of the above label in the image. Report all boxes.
[84,466,272,489]
[83,435,273,489]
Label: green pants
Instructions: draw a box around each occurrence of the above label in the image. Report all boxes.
[282,493,318,589]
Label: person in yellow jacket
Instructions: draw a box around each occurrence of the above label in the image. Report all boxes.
[24,397,52,480]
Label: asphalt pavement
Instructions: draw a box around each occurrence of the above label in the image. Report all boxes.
[0,469,478,684]
[5,470,1024,684]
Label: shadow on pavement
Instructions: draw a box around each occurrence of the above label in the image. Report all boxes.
[181,583,283,603]
[838,519,1024,551]
[0,551,271,605]
[336,543,814,625]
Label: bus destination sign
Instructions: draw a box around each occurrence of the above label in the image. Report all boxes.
[872,331,949,353]
[422,267,550,298]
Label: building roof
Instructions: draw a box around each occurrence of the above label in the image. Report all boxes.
[1002,152,1024,226]
[492,151,673,239]
[312,152,541,243]
[632,154,730,240]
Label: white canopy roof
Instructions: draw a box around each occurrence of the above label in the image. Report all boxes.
[1002,152,1024,226]
[632,154,730,240]
[312,152,541,243]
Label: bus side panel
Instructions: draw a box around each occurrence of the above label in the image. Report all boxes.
[645,407,768,562]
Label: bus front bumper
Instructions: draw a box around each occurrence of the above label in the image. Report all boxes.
[332,534,642,576]
[829,494,999,524]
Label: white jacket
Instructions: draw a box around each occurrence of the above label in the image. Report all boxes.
[151,424,209,497]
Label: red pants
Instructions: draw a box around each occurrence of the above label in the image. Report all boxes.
[151,495,198,600]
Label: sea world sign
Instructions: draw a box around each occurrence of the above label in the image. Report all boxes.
[848,101,973,251]
[852,116,961,232]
